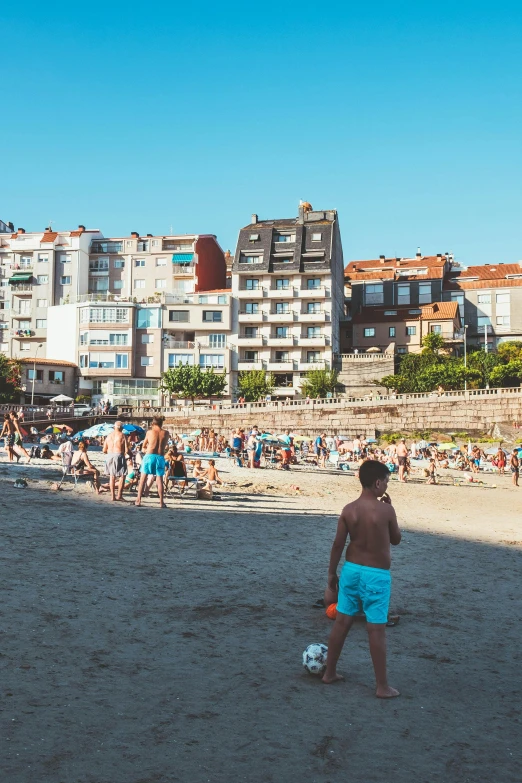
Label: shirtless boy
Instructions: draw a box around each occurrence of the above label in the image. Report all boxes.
[135,416,170,508]
[322,460,401,698]
[397,438,408,482]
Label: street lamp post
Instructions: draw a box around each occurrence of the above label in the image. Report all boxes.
[30,343,44,411]
[463,325,468,391]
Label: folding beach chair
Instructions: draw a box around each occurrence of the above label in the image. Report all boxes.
[57,454,94,490]
[165,476,202,499]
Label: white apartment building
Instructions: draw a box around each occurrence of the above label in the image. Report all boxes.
[231,203,345,397]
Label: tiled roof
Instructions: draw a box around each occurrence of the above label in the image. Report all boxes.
[20,358,78,367]
[420,301,459,320]
[352,303,459,325]
[446,263,522,289]
[41,232,58,243]
[445,277,522,291]
[345,255,447,281]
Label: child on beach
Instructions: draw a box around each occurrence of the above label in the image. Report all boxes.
[426,458,437,484]
[322,460,401,698]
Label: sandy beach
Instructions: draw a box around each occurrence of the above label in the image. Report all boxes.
[1,449,521,782]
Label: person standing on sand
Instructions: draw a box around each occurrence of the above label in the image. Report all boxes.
[509,450,519,487]
[1,413,15,461]
[397,438,408,482]
[322,460,401,699]
[103,421,129,502]
[135,416,170,508]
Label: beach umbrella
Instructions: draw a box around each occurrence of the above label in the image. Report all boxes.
[122,424,145,435]
[80,423,115,438]
[258,433,281,444]
[41,425,62,434]
[486,447,507,455]
[366,437,377,443]
[190,429,202,437]
[437,442,455,450]
[291,434,308,442]
[50,393,74,403]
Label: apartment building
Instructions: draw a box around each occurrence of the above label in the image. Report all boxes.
[351,302,462,354]
[20,358,78,404]
[443,263,522,349]
[0,226,101,359]
[0,218,14,234]
[46,231,229,405]
[231,202,345,397]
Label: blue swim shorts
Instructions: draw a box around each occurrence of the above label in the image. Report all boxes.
[337,561,391,624]
[141,454,166,476]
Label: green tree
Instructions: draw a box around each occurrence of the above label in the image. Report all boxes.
[300,368,339,399]
[0,355,21,403]
[161,364,227,409]
[489,359,522,387]
[421,332,446,354]
[236,369,274,402]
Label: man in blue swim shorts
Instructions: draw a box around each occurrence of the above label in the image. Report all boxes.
[322,460,402,698]
[135,416,170,509]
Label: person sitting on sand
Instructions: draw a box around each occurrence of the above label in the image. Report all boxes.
[205,459,223,491]
[192,459,207,480]
[322,460,401,698]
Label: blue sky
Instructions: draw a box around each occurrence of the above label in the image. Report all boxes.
[3,1,522,264]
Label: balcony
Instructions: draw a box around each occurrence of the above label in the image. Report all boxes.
[172,265,196,276]
[237,360,264,371]
[90,241,123,254]
[237,287,266,298]
[271,386,297,396]
[11,284,33,294]
[237,335,265,346]
[298,286,330,298]
[238,311,266,322]
[12,311,32,319]
[266,312,296,322]
[13,329,35,338]
[266,335,296,346]
[162,241,194,252]
[266,287,297,299]
[299,335,328,346]
[298,360,328,371]
[163,339,195,350]
[267,361,294,371]
[299,311,329,322]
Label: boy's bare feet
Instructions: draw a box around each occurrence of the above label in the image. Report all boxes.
[322,672,344,684]
[376,685,400,698]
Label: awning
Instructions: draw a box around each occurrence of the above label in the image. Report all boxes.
[9,273,32,282]
[172,253,194,264]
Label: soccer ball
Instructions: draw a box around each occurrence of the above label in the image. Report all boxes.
[303,643,328,675]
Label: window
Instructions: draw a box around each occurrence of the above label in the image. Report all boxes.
[198,296,208,304]
[137,241,149,252]
[276,257,292,264]
[61,276,71,285]
[275,351,289,362]
[169,310,190,322]
[79,354,88,368]
[27,368,44,381]
[113,281,124,290]
[141,334,154,344]
[389,327,396,337]
[418,283,432,304]
[155,257,167,266]
[18,300,31,315]
[19,256,32,267]
[114,259,125,268]
[408,309,422,315]
[364,327,376,337]
[307,302,321,314]
[202,311,222,322]
[307,326,322,338]
[37,275,49,284]
[1,280,9,287]
[273,373,293,387]
[496,293,510,304]
[18,320,31,329]
[141,356,153,366]
[397,347,407,354]
[37,298,48,308]
[276,278,289,290]
[240,254,263,264]
[209,334,226,348]
[477,316,492,327]
[109,333,128,346]
[406,326,417,335]
[245,302,259,314]
[450,292,465,319]
[477,293,491,304]
[307,351,321,362]
[38,254,48,263]
[249,234,260,241]
[276,302,290,314]
[91,241,123,253]
[274,234,295,243]
[311,233,322,241]
[36,319,47,329]
[245,278,260,290]
[114,354,128,369]
[89,257,109,272]
[200,354,224,368]
[430,324,442,333]
[384,310,397,316]
[307,278,321,289]
[134,279,145,289]
[135,258,145,267]
[87,307,129,324]
[365,283,384,305]
[397,283,410,305]
[276,326,288,338]
[155,279,167,289]
[80,332,88,345]
[496,315,510,326]
[60,253,72,264]
[496,292,510,318]
[152,240,159,247]
[19,344,32,352]
[169,354,195,367]
[244,327,258,337]
[244,351,258,362]
[90,278,109,292]
[49,370,64,383]
[217,295,227,304]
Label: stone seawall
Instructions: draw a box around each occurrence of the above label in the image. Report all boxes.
[132,389,522,437]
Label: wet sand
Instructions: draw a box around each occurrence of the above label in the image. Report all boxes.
[1,451,521,782]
